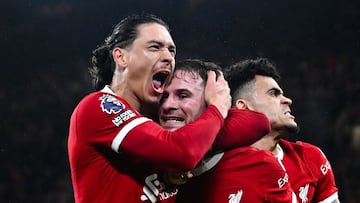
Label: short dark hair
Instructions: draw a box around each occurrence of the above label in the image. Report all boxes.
[89,14,170,91]
[174,59,222,86]
[224,58,280,105]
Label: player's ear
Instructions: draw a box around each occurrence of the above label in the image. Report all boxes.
[112,47,128,68]
[235,99,249,110]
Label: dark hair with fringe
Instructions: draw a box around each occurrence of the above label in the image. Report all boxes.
[89,14,170,91]
[174,59,222,85]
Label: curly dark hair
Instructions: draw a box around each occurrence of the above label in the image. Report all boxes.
[224,58,280,106]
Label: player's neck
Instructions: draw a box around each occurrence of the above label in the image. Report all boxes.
[251,132,280,152]
[110,77,142,112]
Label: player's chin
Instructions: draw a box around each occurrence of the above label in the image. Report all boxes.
[160,123,181,132]
[285,123,300,134]
[284,117,297,126]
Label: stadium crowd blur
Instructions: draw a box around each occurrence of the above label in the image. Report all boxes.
[1,0,359,202]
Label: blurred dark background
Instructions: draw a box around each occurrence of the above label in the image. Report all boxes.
[1,0,359,202]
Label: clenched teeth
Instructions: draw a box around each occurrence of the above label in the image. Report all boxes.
[163,117,184,122]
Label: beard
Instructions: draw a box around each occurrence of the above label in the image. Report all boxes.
[271,123,300,136]
[285,124,300,134]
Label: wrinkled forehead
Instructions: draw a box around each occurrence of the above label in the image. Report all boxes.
[136,23,175,46]
[163,70,205,97]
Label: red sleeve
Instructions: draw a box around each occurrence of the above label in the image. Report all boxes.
[121,105,224,172]
[212,109,270,151]
[73,92,224,172]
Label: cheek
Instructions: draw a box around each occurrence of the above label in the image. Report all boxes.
[183,102,205,121]
[127,54,154,79]
[182,104,195,115]
[252,100,279,118]
[141,50,158,62]
[129,50,155,67]
[252,102,270,115]
[250,105,278,124]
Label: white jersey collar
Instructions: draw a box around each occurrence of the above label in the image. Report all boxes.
[191,152,224,177]
[275,143,284,161]
[101,85,116,95]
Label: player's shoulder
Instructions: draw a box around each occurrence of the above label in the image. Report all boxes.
[74,90,138,127]
[255,149,284,169]
[237,148,289,188]
[216,147,289,191]
[79,88,128,110]
[78,91,102,105]
[280,139,321,152]
[280,139,329,163]
[72,91,101,117]
[80,89,124,104]
[224,147,280,167]
[224,146,266,156]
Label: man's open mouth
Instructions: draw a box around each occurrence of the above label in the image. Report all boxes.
[152,71,171,90]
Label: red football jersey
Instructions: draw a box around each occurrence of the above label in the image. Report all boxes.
[68,86,224,202]
[277,140,339,203]
[175,147,297,203]
[68,86,272,202]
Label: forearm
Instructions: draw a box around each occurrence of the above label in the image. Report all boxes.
[121,105,224,172]
[212,109,270,151]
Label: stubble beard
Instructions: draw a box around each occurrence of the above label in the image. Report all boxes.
[272,124,300,138]
[285,124,300,134]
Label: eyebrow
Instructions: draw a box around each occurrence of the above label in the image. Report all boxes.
[175,88,193,94]
[267,87,283,95]
[147,40,176,50]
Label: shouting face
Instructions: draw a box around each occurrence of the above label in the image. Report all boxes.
[159,70,207,131]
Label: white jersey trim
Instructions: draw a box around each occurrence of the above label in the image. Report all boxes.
[111,116,150,152]
[191,152,224,176]
[317,192,339,203]
[100,86,151,152]
[292,192,297,203]
[101,85,115,94]
[275,144,286,171]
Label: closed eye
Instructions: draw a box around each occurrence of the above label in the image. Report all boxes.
[148,41,163,50]
[176,90,192,99]
[178,93,189,99]
[149,44,160,50]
